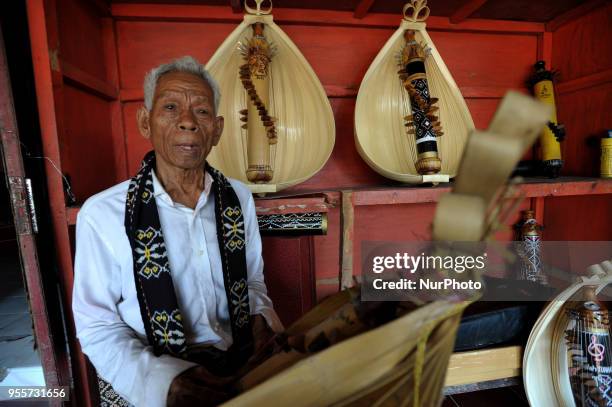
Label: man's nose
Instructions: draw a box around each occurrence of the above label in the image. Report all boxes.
[178,112,198,132]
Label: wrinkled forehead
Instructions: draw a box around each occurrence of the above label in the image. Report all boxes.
[153,71,214,103]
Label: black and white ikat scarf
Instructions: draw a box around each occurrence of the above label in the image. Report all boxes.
[98,151,253,406]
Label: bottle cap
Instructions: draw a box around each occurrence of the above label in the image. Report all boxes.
[534,60,546,71]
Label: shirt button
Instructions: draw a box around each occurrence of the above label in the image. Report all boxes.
[198,250,204,256]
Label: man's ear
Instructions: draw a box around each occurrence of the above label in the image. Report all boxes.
[137,106,151,139]
[212,116,224,146]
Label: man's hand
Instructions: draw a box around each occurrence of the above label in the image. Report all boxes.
[251,314,274,355]
[167,366,235,407]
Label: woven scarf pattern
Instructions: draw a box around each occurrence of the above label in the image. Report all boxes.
[97,151,253,405]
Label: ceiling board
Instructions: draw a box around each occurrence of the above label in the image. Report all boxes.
[471,0,585,22]
[109,0,598,23]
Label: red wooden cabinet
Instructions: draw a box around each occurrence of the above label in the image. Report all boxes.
[23,0,612,405]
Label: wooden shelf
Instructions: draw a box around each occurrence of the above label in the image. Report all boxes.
[444,345,522,388]
[351,176,612,206]
[64,177,611,226]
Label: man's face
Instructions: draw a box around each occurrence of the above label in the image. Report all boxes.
[138,71,224,171]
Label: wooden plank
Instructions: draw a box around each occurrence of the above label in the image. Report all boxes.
[446,368,521,387]
[445,346,522,387]
[65,178,612,225]
[531,196,545,226]
[545,0,605,32]
[354,0,376,19]
[120,88,142,102]
[68,197,331,225]
[537,31,552,66]
[102,17,129,181]
[556,68,612,95]
[352,178,612,206]
[353,186,450,206]
[61,59,118,100]
[340,191,354,289]
[255,197,330,215]
[458,86,528,99]
[556,86,610,177]
[450,0,489,24]
[62,85,118,200]
[115,21,536,106]
[57,0,109,82]
[543,194,612,240]
[261,236,316,325]
[552,5,611,83]
[444,377,521,395]
[66,206,79,226]
[518,178,612,198]
[110,4,545,33]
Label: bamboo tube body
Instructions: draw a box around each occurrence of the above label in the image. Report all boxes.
[206,14,335,191]
[354,19,474,183]
[531,61,563,177]
[241,22,276,183]
[534,80,562,162]
[400,30,441,175]
[246,74,272,182]
[602,133,612,178]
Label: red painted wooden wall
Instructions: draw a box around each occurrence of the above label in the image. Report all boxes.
[39,0,612,309]
[544,4,612,240]
[24,1,612,404]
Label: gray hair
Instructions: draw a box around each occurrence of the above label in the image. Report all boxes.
[143,56,221,114]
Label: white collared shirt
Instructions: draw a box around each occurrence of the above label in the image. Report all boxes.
[72,171,282,407]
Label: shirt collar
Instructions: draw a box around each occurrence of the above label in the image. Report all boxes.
[151,169,213,207]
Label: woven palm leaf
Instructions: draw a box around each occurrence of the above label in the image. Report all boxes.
[225,295,466,407]
[354,0,474,183]
[206,11,335,192]
[227,90,552,407]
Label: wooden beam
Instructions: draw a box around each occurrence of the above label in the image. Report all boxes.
[545,0,605,32]
[101,17,129,181]
[450,0,489,24]
[61,59,119,100]
[353,0,376,19]
[556,68,612,95]
[537,31,553,66]
[230,0,242,14]
[110,4,546,34]
[65,178,612,226]
[351,177,612,207]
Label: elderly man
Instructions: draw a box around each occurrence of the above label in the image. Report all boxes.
[72,56,282,407]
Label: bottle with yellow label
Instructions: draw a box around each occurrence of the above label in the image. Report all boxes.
[530,61,564,177]
[602,130,612,178]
